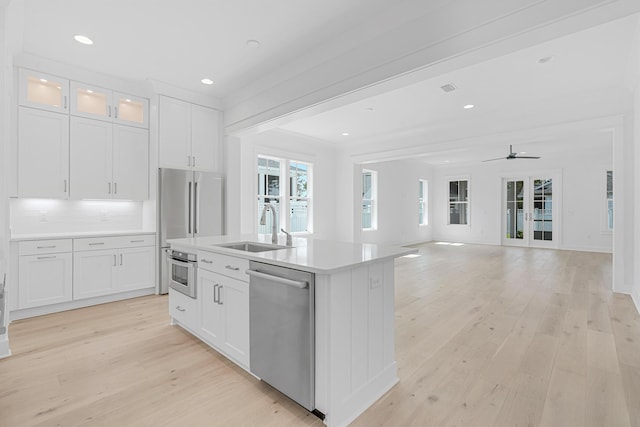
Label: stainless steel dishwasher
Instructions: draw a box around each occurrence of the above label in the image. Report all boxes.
[246,261,316,413]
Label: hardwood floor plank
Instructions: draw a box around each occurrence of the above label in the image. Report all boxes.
[1,243,637,427]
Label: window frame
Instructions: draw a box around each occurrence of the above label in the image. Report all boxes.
[419,179,428,226]
[447,177,470,226]
[362,169,378,231]
[256,154,313,235]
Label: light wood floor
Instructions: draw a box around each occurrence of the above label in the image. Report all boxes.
[1,243,639,426]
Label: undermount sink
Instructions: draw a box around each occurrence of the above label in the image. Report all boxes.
[213,241,289,253]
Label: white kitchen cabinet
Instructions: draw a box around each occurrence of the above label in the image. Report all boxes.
[198,269,249,367]
[70,81,148,128]
[74,236,155,299]
[159,96,222,172]
[17,107,69,198]
[169,289,197,331]
[73,249,118,299]
[18,68,69,113]
[70,116,148,200]
[191,104,221,173]
[18,240,73,309]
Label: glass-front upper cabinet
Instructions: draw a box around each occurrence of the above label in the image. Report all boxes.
[70,81,149,128]
[18,68,69,113]
[113,92,148,128]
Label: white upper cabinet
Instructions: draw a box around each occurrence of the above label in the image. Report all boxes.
[18,107,69,198]
[70,81,149,128]
[191,104,221,173]
[159,95,222,172]
[158,96,191,170]
[70,117,149,200]
[18,68,69,113]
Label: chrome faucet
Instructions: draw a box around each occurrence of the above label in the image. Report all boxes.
[281,228,292,246]
[259,203,278,244]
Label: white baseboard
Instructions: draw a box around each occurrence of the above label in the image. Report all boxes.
[632,288,640,316]
[0,336,11,359]
[10,288,155,321]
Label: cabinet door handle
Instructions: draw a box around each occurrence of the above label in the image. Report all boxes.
[193,156,196,167]
[37,255,56,260]
[63,179,67,193]
[89,242,105,246]
[120,254,123,265]
[187,156,191,167]
[176,306,186,312]
[114,182,117,194]
[200,259,213,264]
[113,254,117,266]
[225,265,240,271]
[130,240,144,243]
[218,286,223,305]
[108,105,112,118]
[37,245,56,249]
[213,284,219,303]
[114,106,118,119]
[63,95,67,110]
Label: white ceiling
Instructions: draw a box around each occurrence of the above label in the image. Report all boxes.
[16,0,406,98]
[279,14,639,161]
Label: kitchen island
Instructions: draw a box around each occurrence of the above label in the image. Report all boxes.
[167,235,415,427]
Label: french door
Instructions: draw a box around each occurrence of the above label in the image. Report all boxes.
[502,176,556,248]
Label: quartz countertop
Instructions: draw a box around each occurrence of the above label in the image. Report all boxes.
[167,234,417,274]
[10,230,156,241]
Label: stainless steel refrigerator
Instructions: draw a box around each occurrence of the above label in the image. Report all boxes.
[159,168,224,294]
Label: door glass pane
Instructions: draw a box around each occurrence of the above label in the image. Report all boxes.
[76,86,108,116]
[290,198,308,232]
[27,75,63,108]
[117,96,145,124]
[533,179,552,241]
[449,181,459,202]
[505,180,524,240]
[362,200,372,228]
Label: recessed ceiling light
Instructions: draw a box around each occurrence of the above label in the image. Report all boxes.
[201,78,214,85]
[74,34,93,45]
[86,89,93,93]
[341,132,350,136]
[125,98,131,102]
[538,55,554,64]
[39,78,48,83]
[246,39,261,48]
[463,104,475,109]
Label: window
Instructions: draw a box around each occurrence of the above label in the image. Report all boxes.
[419,179,428,226]
[449,179,469,225]
[606,170,613,230]
[257,155,312,234]
[362,169,377,230]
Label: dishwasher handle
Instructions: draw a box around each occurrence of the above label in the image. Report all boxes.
[246,269,308,289]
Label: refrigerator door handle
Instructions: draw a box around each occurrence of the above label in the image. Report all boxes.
[194,182,199,234]
[188,181,192,234]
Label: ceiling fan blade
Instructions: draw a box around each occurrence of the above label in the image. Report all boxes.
[514,155,541,159]
[482,157,507,162]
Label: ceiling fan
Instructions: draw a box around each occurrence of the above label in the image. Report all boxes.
[482,145,540,162]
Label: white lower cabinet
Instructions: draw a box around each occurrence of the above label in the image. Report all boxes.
[74,245,155,300]
[18,252,72,309]
[198,269,250,367]
[169,288,197,331]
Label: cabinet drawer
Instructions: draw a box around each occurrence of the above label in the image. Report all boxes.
[19,239,72,255]
[169,288,197,329]
[113,234,155,248]
[74,234,154,251]
[197,251,249,282]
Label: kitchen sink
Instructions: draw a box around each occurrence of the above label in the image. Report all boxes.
[213,241,289,253]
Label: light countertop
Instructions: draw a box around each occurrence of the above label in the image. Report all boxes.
[168,234,417,274]
[11,230,156,241]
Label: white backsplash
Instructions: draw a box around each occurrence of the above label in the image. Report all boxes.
[10,199,144,235]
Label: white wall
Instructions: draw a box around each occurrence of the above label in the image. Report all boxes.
[228,130,338,241]
[431,142,613,252]
[354,159,433,245]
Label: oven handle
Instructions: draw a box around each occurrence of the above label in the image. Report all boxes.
[168,257,197,269]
